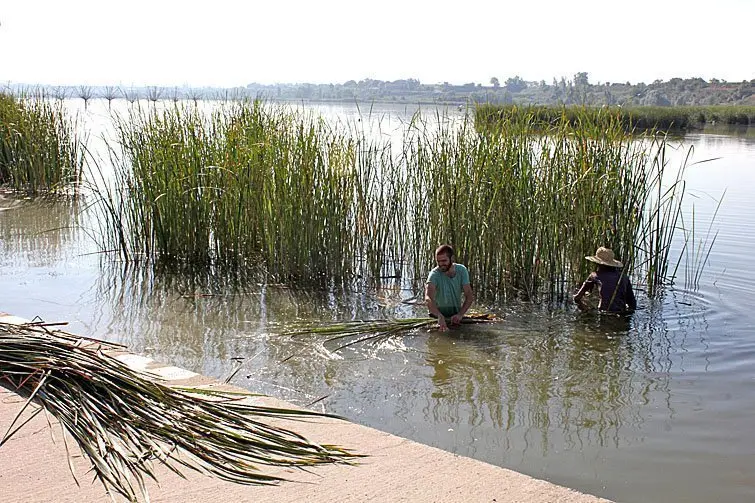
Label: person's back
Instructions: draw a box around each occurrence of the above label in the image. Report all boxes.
[574,247,636,314]
[585,267,636,313]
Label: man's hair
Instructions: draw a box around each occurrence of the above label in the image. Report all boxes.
[435,244,455,259]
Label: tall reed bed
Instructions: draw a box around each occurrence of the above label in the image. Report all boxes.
[97,101,686,303]
[403,107,684,301]
[0,92,83,194]
[476,104,755,133]
[100,101,360,284]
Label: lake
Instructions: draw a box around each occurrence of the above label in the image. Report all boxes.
[1,100,753,503]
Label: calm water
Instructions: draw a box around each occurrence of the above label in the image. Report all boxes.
[1,101,754,503]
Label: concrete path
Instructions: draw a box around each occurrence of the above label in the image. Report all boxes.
[0,314,612,503]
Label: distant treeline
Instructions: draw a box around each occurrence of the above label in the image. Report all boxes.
[5,74,754,108]
[475,104,755,132]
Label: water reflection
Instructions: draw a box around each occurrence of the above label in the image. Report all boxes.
[420,313,672,459]
[95,260,678,472]
[0,195,80,266]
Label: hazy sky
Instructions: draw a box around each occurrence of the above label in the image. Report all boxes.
[2,0,753,87]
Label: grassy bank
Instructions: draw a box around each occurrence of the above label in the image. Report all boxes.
[95,101,687,302]
[0,93,83,194]
[475,104,755,133]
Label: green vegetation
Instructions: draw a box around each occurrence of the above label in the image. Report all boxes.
[404,107,685,300]
[0,321,357,502]
[476,104,755,133]
[98,101,359,283]
[95,101,687,303]
[7,74,752,107]
[0,92,83,194]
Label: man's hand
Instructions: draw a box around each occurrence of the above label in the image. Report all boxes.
[438,318,449,332]
[450,314,463,326]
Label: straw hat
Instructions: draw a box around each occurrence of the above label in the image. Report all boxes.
[585,247,623,267]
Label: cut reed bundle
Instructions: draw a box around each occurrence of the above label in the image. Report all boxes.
[287,314,499,350]
[0,322,357,502]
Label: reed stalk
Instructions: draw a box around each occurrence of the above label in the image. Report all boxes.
[98,100,360,284]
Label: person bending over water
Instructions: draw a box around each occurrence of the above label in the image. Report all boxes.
[425,244,475,331]
[573,246,636,314]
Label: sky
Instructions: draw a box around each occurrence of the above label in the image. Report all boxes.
[1,0,753,88]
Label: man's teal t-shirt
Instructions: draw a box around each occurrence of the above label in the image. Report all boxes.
[427,264,470,317]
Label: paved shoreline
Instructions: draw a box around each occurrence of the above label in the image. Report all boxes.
[0,313,612,503]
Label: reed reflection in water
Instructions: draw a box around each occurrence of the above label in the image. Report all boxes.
[418,311,670,455]
[0,195,80,267]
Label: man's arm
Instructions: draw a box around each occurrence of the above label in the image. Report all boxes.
[451,284,475,325]
[425,282,448,331]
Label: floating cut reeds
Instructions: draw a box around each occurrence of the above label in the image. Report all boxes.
[0,92,83,194]
[0,322,357,502]
[286,313,499,350]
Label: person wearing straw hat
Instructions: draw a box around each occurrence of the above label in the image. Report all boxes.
[573,246,636,314]
[425,244,475,332]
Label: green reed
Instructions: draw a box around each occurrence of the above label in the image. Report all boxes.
[99,100,360,284]
[96,101,689,303]
[476,104,755,133]
[404,106,687,301]
[0,92,83,194]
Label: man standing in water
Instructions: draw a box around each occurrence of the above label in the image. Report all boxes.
[425,244,475,331]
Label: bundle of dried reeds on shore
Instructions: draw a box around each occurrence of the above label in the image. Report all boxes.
[0,321,357,502]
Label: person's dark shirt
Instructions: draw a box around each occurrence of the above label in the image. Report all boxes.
[580,268,636,313]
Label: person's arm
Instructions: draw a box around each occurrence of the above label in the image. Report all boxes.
[573,276,595,312]
[425,282,448,331]
[451,284,475,325]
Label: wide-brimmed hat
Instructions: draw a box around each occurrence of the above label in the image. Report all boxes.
[585,247,623,267]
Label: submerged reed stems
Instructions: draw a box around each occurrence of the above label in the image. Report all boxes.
[93,100,691,304]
